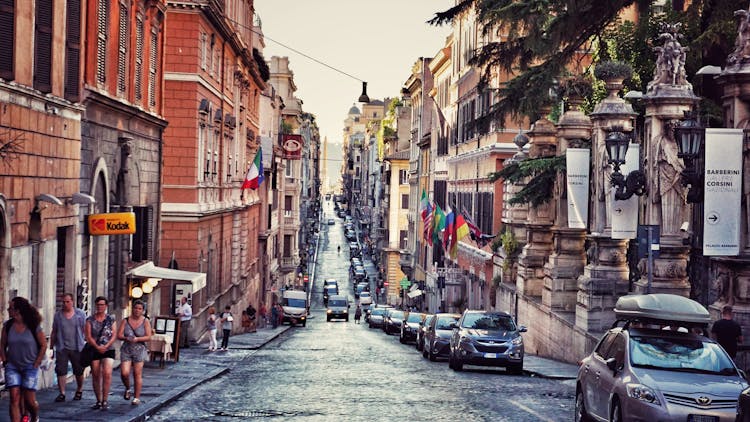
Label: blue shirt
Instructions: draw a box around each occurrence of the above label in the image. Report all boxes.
[52,308,87,351]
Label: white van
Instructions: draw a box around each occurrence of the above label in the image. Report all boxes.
[326,295,349,322]
[281,290,308,327]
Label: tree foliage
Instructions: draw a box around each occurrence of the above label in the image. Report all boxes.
[488,155,566,206]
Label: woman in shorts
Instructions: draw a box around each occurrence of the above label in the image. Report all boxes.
[1,297,47,422]
[117,300,152,405]
[86,296,117,411]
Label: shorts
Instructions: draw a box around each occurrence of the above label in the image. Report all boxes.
[55,348,85,376]
[120,343,148,363]
[91,349,115,361]
[4,362,39,391]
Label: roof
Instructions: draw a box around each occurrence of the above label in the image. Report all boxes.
[614,294,711,325]
[348,104,361,115]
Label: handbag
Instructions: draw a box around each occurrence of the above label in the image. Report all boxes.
[81,319,106,368]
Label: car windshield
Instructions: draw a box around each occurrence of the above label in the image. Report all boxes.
[328,300,347,307]
[284,298,306,308]
[406,313,422,323]
[629,335,736,374]
[437,316,460,330]
[360,292,370,298]
[325,287,337,294]
[462,313,516,330]
[389,311,404,319]
[371,309,386,316]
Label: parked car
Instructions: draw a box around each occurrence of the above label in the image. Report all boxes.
[327,218,335,225]
[368,306,391,328]
[354,282,368,298]
[737,386,750,422]
[326,295,349,322]
[383,309,405,335]
[359,291,373,306]
[352,268,367,284]
[399,312,424,344]
[576,293,747,422]
[416,314,435,352]
[424,313,460,361]
[323,279,338,291]
[449,310,526,373]
[323,285,338,306]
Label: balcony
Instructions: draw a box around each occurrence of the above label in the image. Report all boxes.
[280,256,298,271]
[399,252,414,278]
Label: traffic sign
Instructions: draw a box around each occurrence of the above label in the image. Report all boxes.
[383,281,389,287]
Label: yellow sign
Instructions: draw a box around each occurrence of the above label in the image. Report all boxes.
[87,212,136,235]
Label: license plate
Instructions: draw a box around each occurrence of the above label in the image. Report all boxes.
[688,416,719,422]
[484,353,497,358]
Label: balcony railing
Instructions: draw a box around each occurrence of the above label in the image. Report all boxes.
[280,257,298,270]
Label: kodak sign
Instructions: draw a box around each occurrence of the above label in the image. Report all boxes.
[87,212,136,236]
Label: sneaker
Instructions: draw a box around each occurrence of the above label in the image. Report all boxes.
[131,398,141,405]
[100,401,109,411]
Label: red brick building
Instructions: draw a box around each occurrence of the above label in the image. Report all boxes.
[161,0,267,339]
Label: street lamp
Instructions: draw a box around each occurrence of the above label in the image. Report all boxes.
[672,110,704,203]
[604,127,647,200]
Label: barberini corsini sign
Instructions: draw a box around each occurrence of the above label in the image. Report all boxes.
[566,148,590,229]
[703,128,743,256]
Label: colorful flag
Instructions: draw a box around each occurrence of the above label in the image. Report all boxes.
[242,148,264,190]
[423,202,434,246]
[462,208,496,247]
[451,213,471,259]
[432,204,446,246]
[443,205,455,250]
[419,189,430,221]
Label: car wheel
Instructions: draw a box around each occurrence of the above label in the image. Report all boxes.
[327,317,330,322]
[429,348,437,362]
[302,320,306,327]
[399,335,406,344]
[507,362,523,375]
[611,400,622,422]
[422,348,428,359]
[346,317,349,322]
[368,322,373,328]
[574,390,590,422]
[448,352,454,369]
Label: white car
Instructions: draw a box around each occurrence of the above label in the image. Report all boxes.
[359,291,372,305]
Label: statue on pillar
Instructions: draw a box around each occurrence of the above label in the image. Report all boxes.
[728,6,750,67]
[647,23,691,94]
[652,132,686,235]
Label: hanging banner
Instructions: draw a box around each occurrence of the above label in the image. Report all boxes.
[611,143,640,239]
[566,148,590,229]
[281,134,303,159]
[703,128,743,256]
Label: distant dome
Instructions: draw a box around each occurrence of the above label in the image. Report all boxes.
[348,104,361,115]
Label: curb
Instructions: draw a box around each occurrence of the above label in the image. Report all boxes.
[112,366,229,422]
[523,369,577,380]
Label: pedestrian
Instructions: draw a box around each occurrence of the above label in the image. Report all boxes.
[1,297,47,422]
[117,300,152,405]
[86,296,117,410]
[270,303,279,329]
[206,307,218,351]
[49,292,87,403]
[241,310,251,333]
[712,305,744,358]
[276,303,284,326]
[258,303,267,329]
[176,296,192,349]
[354,305,362,324]
[246,304,257,332]
[220,306,233,351]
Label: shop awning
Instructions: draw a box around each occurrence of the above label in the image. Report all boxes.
[407,289,423,298]
[126,262,206,291]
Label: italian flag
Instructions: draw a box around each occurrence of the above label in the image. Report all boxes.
[242,148,264,190]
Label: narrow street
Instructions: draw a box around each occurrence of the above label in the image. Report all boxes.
[149,201,576,421]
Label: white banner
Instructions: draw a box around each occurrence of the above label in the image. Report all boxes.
[703,129,743,256]
[566,148,590,229]
[611,143,640,239]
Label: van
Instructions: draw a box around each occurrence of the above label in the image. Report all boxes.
[576,294,747,422]
[326,295,349,322]
[281,290,308,327]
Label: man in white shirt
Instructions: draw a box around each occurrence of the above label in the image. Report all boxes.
[177,297,192,348]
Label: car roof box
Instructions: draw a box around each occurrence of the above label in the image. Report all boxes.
[614,294,711,326]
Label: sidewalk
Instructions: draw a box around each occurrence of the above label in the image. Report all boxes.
[523,354,580,380]
[0,325,290,422]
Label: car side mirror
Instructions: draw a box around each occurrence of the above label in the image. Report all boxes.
[605,357,618,373]
[740,369,748,381]
[518,326,527,333]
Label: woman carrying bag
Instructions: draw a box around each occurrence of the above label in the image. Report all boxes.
[85,296,117,411]
[117,300,152,405]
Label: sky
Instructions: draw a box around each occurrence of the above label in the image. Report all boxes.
[254,1,454,177]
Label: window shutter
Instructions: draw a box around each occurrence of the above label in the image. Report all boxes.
[134,15,143,101]
[0,0,15,80]
[34,0,53,93]
[116,2,128,95]
[96,0,108,85]
[64,0,81,101]
[148,26,157,107]
[132,206,154,262]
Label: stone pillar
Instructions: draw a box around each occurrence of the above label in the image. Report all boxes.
[710,7,750,329]
[633,24,698,297]
[575,77,636,333]
[543,97,591,311]
[516,115,557,297]
[500,133,530,285]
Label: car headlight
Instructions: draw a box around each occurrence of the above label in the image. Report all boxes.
[511,336,523,346]
[327,309,332,314]
[626,383,660,405]
[459,336,473,345]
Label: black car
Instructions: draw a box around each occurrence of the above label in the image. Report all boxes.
[367,306,391,328]
[449,310,526,373]
[423,313,460,361]
[737,386,750,421]
[399,312,424,344]
[383,309,404,335]
[416,314,435,352]
[323,285,338,306]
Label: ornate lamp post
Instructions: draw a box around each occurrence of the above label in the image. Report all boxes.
[604,127,647,200]
[672,110,704,204]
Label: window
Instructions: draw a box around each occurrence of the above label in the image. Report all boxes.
[132,206,153,262]
[149,25,158,107]
[399,230,408,249]
[475,192,494,234]
[285,163,292,177]
[34,0,53,93]
[116,1,128,95]
[0,0,14,80]
[434,180,447,209]
[200,32,207,70]
[64,0,81,101]
[284,195,292,211]
[283,234,292,257]
[399,169,408,185]
[96,0,108,85]
[401,194,409,209]
[134,14,143,101]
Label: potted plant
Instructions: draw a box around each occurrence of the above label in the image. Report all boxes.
[594,61,633,82]
[562,76,593,105]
